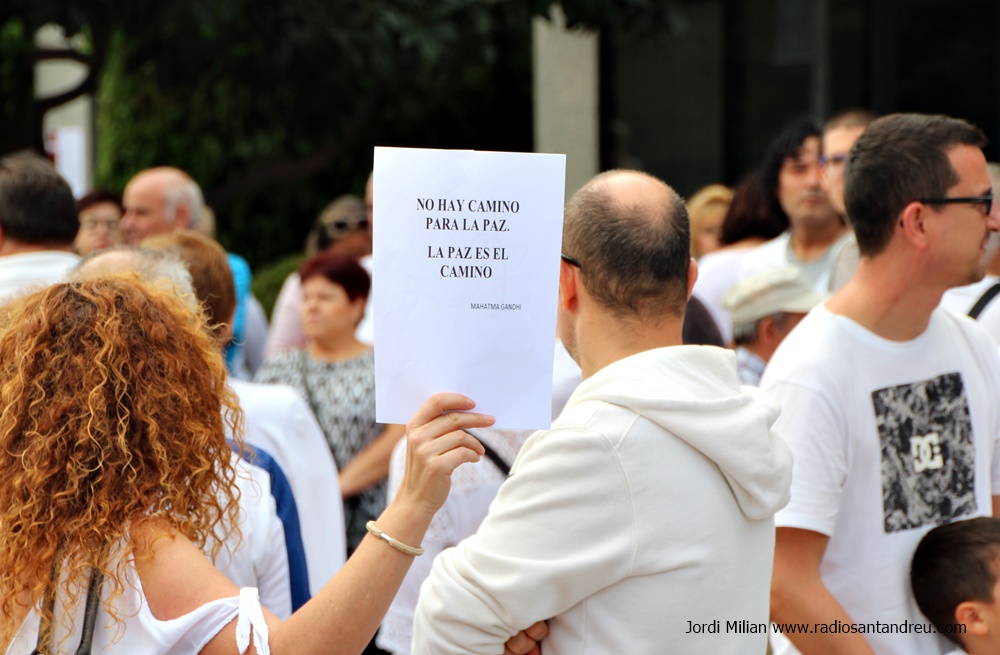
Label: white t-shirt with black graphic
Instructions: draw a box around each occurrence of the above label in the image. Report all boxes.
[762,305,1000,655]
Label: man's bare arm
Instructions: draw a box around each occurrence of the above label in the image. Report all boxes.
[770,527,876,655]
[340,423,406,497]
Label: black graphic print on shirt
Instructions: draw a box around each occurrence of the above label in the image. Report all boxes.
[872,372,977,534]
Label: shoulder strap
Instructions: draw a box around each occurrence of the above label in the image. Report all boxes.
[32,566,103,655]
[295,350,321,418]
[31,556,61,655]
[74,568,104,655]
[968,282,1000,319]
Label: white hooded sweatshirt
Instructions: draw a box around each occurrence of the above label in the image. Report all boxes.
[413,346,792,655]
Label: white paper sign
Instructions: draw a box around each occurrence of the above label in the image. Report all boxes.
[373,147,566,429]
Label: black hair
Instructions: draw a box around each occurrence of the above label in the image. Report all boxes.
[760,118,823,226]
[846,114,987,257]
[911,517,1000,648]
[0,152,78,245]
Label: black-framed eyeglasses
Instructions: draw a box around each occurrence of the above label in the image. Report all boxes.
[917,194,994,215]
[561,252,582,269]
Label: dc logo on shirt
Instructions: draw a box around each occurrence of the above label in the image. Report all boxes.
[872,372,976,534]
[910,433,944,473]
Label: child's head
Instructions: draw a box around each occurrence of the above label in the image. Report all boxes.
[911,517,1000,652]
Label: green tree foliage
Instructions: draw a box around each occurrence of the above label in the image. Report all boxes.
[0,20,37,155]
[2,0,682,266]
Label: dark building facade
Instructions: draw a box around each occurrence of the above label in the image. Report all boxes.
[602,0,1000,196]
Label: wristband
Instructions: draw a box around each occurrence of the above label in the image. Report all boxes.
[366,520,425,556]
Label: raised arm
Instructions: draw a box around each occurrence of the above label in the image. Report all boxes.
[271,394,493,654]
[142,393,494,655]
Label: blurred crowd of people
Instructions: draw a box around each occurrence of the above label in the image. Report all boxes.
[3,108,1000,655]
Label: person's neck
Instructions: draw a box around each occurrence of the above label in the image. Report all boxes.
[717,237,767,253]
[825,256,940,341]
[789,221,846,262]
[307,334,369,362]
[742,341,774,364]
[961,633,994,655]
[574,310,684,380]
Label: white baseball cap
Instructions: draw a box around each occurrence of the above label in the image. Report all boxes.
[723,266,827,330]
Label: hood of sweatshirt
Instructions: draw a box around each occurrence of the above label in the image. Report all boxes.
[564,345,792,520]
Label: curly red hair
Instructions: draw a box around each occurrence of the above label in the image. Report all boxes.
[0,276,243,647]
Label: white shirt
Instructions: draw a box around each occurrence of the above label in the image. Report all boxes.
[217,456,292,618]
[763,305,1000,655]
[229,378,346,595]
[8,573,270,655]
[940,275,1000,346]
[739,231,851,294]
[692,246,759,345]
[0,250,80,302]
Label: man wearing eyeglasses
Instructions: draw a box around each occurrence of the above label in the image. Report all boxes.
[767,113,1000,655]
[939,163,1000,345]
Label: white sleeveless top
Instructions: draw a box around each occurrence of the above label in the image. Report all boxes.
[6,567,269,655]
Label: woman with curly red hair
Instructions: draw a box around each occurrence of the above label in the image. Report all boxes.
[0,277,497,655]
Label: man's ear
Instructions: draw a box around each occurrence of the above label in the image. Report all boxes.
[757,316,778,343]
[559,260,578,310]
[686,257,699,301]
[175,203,192,230]
[899,201,930,251]
[955,600,990,639]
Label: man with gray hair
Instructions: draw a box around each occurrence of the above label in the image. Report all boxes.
[122,166,268,378]
[72,244,194,296]
[121,166,204,244]
[723,266,825,385]
[413,170,792,655]
[0,152,80,301]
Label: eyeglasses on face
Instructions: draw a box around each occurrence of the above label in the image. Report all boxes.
[819,154,848,167]
[561,252,582,269]
[80,218,121,232]
[917,194,994,216]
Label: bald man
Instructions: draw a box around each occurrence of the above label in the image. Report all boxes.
[412,170,792,655]
[121,167,204,245]
[122,166,268,378]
